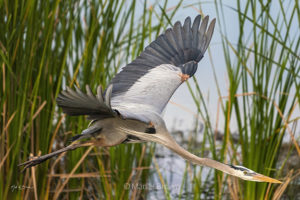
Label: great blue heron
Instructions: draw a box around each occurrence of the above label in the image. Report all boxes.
[20,15,281,183]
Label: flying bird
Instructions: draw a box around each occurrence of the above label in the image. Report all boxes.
[20,15,281,183]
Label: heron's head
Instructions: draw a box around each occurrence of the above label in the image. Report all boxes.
[228,165,282,183]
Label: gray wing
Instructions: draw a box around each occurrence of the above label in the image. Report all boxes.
[56,85,115,120]
[109,15,216,123]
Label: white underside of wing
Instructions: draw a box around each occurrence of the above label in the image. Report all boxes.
[111,64,183,122]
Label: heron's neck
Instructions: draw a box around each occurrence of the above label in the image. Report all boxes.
[155,132,236,176]
[119,126,236,176]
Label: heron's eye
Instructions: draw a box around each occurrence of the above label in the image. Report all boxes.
[243,171,247,175]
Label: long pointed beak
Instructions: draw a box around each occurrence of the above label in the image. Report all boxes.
[252,173,282,183]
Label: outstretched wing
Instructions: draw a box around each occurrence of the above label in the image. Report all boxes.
[56,85,115,120]
[110,15,216,122]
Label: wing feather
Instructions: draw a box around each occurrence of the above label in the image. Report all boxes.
[108,15,216,122]
[173,21,184,51]
[57,85,115,120]
[183,17,192,51]
[192,15,201,49]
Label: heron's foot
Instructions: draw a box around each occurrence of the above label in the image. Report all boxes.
[18,156,48,172]
[179,73,189,82]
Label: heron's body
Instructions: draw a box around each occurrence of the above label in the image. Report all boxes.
[20,15,281,184]
[78,118,149,146]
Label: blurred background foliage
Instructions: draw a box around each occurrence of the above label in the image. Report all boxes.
[0,0,299,199]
